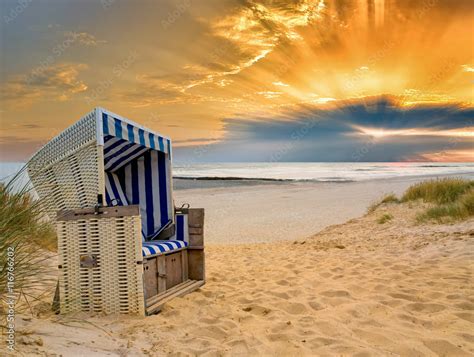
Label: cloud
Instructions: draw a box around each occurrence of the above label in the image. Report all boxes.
[173,0,326,93]
[414,149,474,162]
[461,64,474,73]
[63,31,107,46]
[0,63,88,108]
[174,96,473,162]
[114,74,196,107]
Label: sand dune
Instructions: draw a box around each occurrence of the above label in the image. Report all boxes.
[14,200,474,356]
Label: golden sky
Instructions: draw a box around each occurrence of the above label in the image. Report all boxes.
[0,0,473,162]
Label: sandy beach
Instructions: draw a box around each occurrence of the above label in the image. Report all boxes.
[11,175,474,356]
[174,173,474,244]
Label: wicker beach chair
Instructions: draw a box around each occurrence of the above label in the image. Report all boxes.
[27,108,205,315]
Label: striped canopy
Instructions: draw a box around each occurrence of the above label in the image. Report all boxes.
[100,111,173,240]
[102,113,171,155]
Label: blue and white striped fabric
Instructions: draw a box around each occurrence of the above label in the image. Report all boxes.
[142,240,188,257]
[171,213,189,243]
[122,150,173,239]
[104,136,149,173]
[104,172,128,207]
[102,113,171,155]
[101,111,173,241]
[104,172,148,241]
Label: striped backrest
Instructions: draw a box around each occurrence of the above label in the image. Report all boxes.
[120,150,172,239]
[105,171,147,241]
[101,111,173,241]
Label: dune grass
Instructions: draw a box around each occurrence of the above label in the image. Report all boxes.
[416,188,474,223]
[401,178,474,205]
[367,193,399,213]
[401,178,473,223]
[367,178,474,223]
[368,178,474,223]
[0,167,57,315]
[377,213,393,224]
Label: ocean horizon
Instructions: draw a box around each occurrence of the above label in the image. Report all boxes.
[2,161,473,185]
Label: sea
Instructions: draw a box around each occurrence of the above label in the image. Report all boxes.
[2,162,473,188]
[173,162,474,182]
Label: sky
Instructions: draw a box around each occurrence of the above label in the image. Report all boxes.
[0,0,473,163]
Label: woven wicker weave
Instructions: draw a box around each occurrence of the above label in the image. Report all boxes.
[27,110,103,220]
[57,207,145,315]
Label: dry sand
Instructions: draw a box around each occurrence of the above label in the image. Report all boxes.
[12,193,474,356]
[173,174,474,244]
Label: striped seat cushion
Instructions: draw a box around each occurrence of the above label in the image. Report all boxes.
[142,240,188,257]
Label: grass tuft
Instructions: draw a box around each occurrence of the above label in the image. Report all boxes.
[367,193,399,213]
[0,166,57,316]
[416,188,474,223]
[367,178,474,223]
[402,178,474,205]
[377,213,393,224]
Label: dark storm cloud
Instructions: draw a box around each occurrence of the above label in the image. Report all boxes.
[174,96,473,162]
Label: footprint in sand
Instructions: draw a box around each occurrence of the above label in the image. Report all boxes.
[308,336,338,349]
[455,302,474,311]
[353,328,394,346]
[320,290,352,298]
[308,301,324,311]
[200,317,220,325]
[190,325,229,341]
[380,299,405,308]
[280,302,308,315]
[242,304,271,316]
[423,339,471,356]
[225,339,250,354]
[266,291,290,299]
[388,292,420,302]
[405,302,446,313]
[319,272,333,278]
[458,333,474,344]
[396,313,433,327]
[237,297,253,304]
[455,312,474,323]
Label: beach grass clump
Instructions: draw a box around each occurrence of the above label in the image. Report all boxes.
[402,178,474,205]
[401,178,474,223]
[367,193,399,213]
[377,213,393,224]
[416,188,474,223]
[0,169,57,314]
